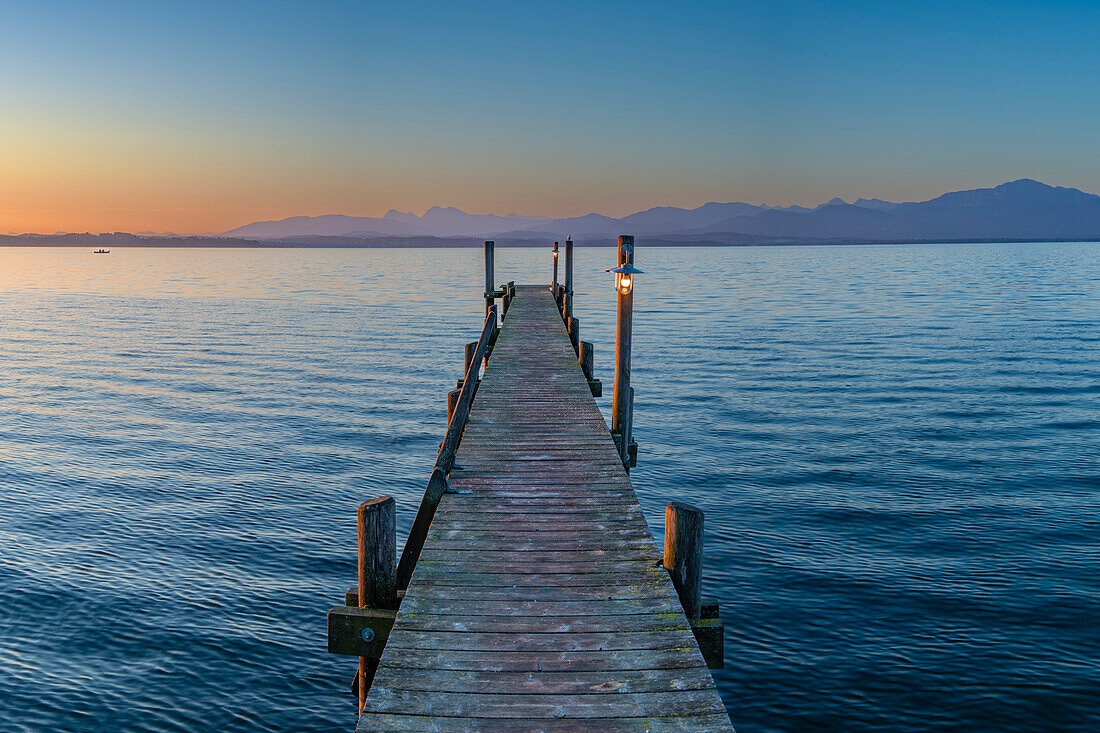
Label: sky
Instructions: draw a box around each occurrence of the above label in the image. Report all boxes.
[2,0,1100,234]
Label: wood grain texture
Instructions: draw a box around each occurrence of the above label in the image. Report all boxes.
[359,286,732,732]
[665,501,705,621]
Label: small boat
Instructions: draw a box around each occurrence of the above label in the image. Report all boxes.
[93,249,110,254]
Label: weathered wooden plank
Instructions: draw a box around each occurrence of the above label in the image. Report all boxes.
[371,666,719,695]
[445,489,639,501]
[439,504,644,515]
[444,483,639,493]
[425,530,656,545]
[357,713,735,733]
[396,595,681,617]
[383,629,700,653]
[403,584,675,602]
[418,530,651,548]
[448,479,630,488]
[445,484,641,494]
[417,538,661,552]
[437,507,649,520]
[427,520,649,533]
[406,571,666,588]
[442,497,642,508]
[457,452,620,459]
[452,466,629,475]
[443,498,644,508]
[391,613,689,634]
[451,471,633,477]
[434,509,646,521]
[373,646,708,672]
[447,477,635,487]
[415,550,662,567]
[415,557,661,573]
[364,687,728,719]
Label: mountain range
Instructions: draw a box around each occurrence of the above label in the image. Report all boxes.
[221,179,1100,245]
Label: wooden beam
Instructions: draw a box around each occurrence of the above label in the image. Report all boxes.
[327,605,397,657]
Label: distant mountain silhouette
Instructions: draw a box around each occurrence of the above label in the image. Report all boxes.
[689,180,1100,241]
[852,197,897,211]
[222,179,1100,243]
[227,214,426,238]
[620,202,764,232]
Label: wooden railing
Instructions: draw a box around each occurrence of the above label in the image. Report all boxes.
[394,304,499,590]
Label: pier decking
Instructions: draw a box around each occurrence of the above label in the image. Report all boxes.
[357,285,733,731]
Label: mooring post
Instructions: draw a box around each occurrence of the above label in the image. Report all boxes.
[552,241,559,295]
[580,340,594,380]
[487,303,501,353]
[563,237,574,322]
[464,341,478,375]
[484,240,495,321]
[579,340,602,396]
[610,235,637,467]
[664,501,703,620]
[447,388,460,422]
[568,315,581,353]
[357,496,396,712]
[626,386,636,466]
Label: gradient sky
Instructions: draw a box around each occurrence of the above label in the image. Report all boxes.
[3,0,1100,233]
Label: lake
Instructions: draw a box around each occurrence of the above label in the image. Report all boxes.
[1,243,1098,732]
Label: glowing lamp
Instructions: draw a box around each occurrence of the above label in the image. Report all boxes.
[607,262,643,295]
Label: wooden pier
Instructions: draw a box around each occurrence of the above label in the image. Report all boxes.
[329,240,733,732]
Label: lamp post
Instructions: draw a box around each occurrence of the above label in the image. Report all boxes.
[608,235,642,468]
[552,241,559,298]
[563,237,574,322]
[484,240,495,321]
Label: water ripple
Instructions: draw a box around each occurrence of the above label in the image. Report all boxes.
[1,243,1098,732]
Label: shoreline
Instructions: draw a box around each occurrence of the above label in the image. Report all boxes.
[2,236,1099,249]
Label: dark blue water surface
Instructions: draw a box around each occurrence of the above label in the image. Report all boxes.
[1,243,1098,732]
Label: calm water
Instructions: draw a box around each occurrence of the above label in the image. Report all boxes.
[1,243,1098,732]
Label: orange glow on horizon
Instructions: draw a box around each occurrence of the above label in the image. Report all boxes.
[0,115,922,235]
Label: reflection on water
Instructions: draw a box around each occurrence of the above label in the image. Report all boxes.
[1,243,1098,732]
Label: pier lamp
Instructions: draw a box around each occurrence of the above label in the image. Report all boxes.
[608,235,640,470]
[606,235,643,294]
[552,242,560,295]
[608,261,643,294]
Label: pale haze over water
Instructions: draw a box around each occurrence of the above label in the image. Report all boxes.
[1,244,1098,732]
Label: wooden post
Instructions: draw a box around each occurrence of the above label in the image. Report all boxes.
[552,241,559,293]
[580,340,594,380]
[487,305,501,352]
[357,496,396,712]
[563,237,574,322]
[358,497,397,609]
[447,389,460,422]
[664,501,703,621]
[611,235,635,467]
[626,386,636,466]
[484,240,495,321]
[464,341,478,375]
[568,316,580,354]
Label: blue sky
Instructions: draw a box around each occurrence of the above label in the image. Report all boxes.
[2,0,1098,231]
